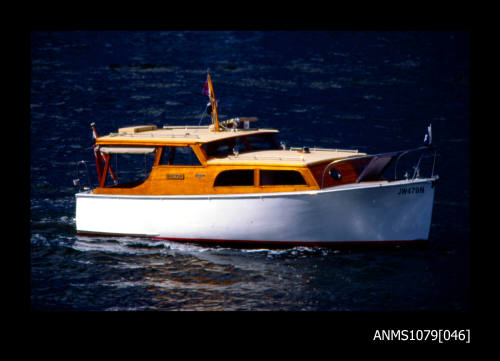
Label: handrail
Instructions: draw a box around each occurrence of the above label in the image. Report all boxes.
[320,155,373,189]
[320,146,437,189]
[74,160,93,191]
[163,125,208,129]
[108,132,200,139]
[393,146,436,180]
[228,154,306,161]
[289,147,359,153]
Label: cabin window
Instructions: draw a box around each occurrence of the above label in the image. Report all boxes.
[202,138,237,158]
[202,133,280,158]
[214,170,254,187]
[159,146,201,166]
[244,134,280,151]
[260,170,306,186]
[101,150,157,188]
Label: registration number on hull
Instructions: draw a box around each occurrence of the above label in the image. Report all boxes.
[397,186,425,195]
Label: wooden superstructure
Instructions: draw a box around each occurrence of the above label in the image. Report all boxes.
[92,124,370,195]
[89,72,382,196]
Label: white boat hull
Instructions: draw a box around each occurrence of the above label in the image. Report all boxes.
[75,177,437,246]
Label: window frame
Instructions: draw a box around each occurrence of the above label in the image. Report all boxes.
[156,145,204,167]
[213,169,255,187]
[202,132,280,159]
[258,169,308,187]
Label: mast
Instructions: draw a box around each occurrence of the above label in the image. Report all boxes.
[206,72,219,132]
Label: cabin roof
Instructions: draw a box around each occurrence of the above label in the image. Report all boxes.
[95,125,279,145]
[206,149,366,166]
[95,124,366,166]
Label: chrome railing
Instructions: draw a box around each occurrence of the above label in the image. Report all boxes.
[73,160,93,191]
[393,146,437,180]
[320,146,437,189]
[320,155,373,189]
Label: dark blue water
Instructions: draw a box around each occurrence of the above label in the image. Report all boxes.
[30,31,470,311]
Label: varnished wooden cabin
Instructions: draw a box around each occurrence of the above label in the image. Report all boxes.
[92,123,377,196]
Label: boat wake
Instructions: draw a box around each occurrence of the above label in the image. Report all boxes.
[71,234,325,260]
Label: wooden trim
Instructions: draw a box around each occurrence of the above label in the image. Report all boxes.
[299,168,318,188]
[95,130,280,147]
[93,163,321,196]
[100,153,111,187]
[153,147,162,166]
[207,161,311,167]
[309,157,374,188]
[96,139,195,147]
[191,144,207,165]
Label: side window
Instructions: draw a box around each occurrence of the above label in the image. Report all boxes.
[159,146,201,166]
[202,138,236,158]
[244,134,280,150]
[260,170,306,186]
[214,170,254,186]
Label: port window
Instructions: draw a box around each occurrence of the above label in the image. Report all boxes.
[159,146,201,166]
[103,151,157,188]
[214,170,254,187]
[202,133,280,158]
[202,138,237,158]
[260,170,306,186]
[243,134,280,151]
